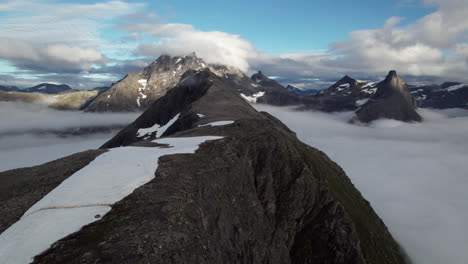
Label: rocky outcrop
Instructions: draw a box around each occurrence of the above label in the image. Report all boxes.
[354,71,422,123]
[0,69,409,263]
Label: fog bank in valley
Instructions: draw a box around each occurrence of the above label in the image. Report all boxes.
[0,102,139,172]
[256,105,468,264]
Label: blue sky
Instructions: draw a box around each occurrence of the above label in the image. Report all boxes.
[148,0,435,54]
[0,0,467,89]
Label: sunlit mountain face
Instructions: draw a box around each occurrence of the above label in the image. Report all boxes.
[0,1,467,264]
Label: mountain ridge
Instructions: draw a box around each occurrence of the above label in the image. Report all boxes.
[1,68,410,264]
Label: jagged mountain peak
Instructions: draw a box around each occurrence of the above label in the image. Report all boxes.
[84,54,221,112]
[340,75,357,82]
[355,70,422,123]
[375,70,408,97]
[251,70,269,83]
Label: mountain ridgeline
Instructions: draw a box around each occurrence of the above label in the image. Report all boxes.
[2,53,467,117]
[0,69,410,263]
[83,54,297,112]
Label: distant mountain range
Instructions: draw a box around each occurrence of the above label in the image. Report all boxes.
[23,83,73,94]
[1,54,467,118]
[286,84,319,96]
[83,55,298,112]
[409,82,468,109]
[0,85,19,92]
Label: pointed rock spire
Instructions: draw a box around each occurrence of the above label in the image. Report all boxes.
[354,70,422,123]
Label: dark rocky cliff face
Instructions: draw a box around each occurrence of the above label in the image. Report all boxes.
[1,69,410,263]
[354,71,422,123]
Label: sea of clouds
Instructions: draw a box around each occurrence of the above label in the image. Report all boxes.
[255,105,468,264]
[1,100,467,264]
[0,102,139,172]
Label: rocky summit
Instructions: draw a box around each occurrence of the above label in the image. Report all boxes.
[0,68,410,263]
[84,54,287,112]
[354,70,422,123]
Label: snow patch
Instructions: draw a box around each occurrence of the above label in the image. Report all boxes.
[416,95,427,101]
[197,113,205,118]
[339,83,350,89]
[0,206,111,264]
[199,121,234,127]
[137,79,147,89]
[137,79,148,106]
[0,136,222,264]
[137,113,180,138]
[240,91,265,103]
[175,57,182,64]
[362,82,377,88]
[447,84,466,92]
[362,87,377,94]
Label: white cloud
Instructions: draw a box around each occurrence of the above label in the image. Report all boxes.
[0,0,143,74]
[124,0,468,83]
[256,104,468,264]
[327,0,468,81]
[128,23,258,72]
[0,39,106,73]
[2,0,468,87]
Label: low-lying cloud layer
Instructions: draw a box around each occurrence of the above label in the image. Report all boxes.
[0,102,139,171]
[256,105,468,264]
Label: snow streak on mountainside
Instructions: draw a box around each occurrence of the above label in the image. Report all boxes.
[0,136,222,264]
